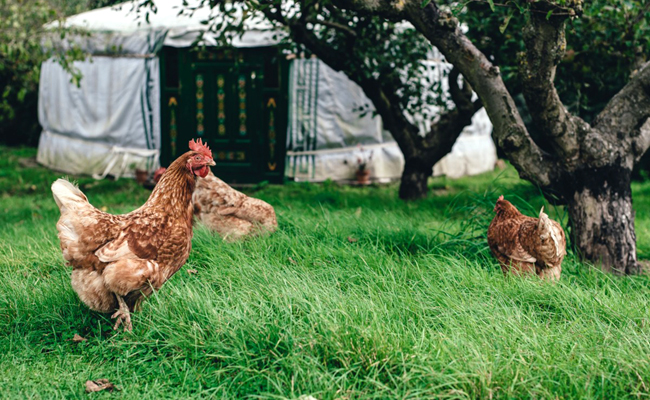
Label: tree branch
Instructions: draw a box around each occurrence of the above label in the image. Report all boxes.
[519,7,581,162]
[264,0,481,175]
[261,5,349,71]
[447,66,472,112]
[625,1,650,40]
[355,76,422,157]
[306,18,357,37]
[420,67,482,160]
[593,61,650,164]
[447,66,483,114]
[400,0,557,188]
[265,4,421,157]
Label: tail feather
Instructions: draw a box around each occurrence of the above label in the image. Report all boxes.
[51,179,88,213]
[52,179,98,262]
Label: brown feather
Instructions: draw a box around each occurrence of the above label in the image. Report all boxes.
[487,197,566,280]
[193,170,277,241]
[52,149,211,320]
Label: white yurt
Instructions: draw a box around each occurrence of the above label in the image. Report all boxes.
[36,0,496,183]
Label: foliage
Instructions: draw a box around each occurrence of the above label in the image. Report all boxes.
[0,0,121,146]
[0,0,58,143]
[179,0,451,122]
[292,4,448,116]
[456,0,650,123]
[3,146,650,398]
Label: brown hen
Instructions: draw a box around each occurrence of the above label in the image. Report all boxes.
[192,170,277,241]
[487,195,566,280]
[51,139,215,331]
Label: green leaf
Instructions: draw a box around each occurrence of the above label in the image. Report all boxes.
[421,0,431,7]
[451,2,466,15]
[546,9,553,20]
[487,0,495,12]
[17,88,26,103]
[499,11,514,34]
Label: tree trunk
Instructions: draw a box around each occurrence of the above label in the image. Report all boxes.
[399,159,432,200]
[329,0,650,274]
[566,168,640,274]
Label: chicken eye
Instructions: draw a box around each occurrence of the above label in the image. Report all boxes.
[195,155,201,160]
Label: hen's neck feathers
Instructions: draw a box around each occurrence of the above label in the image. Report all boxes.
[146,153,195,216]
[495,201,522,219]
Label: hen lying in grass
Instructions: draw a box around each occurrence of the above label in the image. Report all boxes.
[51,139,215,331]
[487,195,566,280]
[193,170,277,241]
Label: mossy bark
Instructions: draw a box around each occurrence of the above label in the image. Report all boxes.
[567,168,639,274]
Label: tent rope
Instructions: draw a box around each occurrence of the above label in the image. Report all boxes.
[92,146,159,180]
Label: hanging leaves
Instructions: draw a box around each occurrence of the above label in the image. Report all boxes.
[0,0,88,130]
[546,9,554,20]
[499,10,515,33]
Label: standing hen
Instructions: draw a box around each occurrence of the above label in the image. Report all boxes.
[51,139,215,331]
[487,195,566,280]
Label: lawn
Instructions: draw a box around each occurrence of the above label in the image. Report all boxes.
[1,145,650,399]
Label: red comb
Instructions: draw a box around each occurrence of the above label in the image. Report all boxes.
[497,195,504,201]
[189,138,212,158]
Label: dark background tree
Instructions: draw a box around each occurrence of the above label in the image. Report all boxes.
[329,0,650,274]
[198,0,483,199]
[458,0,650,160]
[0,0,121,147]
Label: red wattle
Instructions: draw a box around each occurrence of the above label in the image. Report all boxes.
[195,165,209,178]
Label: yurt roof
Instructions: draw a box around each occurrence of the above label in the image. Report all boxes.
[46,0,287,49]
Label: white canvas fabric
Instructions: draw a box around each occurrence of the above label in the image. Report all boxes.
[46,0,286,54]
[432,109,496,179]
[37,0,284,179]
[37,56,160,177]
[285,59,496,182]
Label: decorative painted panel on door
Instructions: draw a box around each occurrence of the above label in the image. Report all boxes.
[191,64,263,182]
[160,46,287,184]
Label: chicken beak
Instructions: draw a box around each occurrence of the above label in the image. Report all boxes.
[208,159,216,167]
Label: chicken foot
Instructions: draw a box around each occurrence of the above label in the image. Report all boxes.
[111,295,132,332]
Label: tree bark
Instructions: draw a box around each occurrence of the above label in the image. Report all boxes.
[400,2,558,189]
[519,9,581,161]
[567,167,639,274]
[399,158,432,199]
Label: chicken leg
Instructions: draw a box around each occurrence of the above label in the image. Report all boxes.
[111,295,132,331]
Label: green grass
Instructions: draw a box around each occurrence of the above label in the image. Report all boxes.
[1,146,650,399]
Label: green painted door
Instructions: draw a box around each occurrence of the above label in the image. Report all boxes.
[191,63,263,182]
[160,47,288,184]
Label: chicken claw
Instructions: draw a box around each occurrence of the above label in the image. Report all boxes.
[111,296,132,332]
